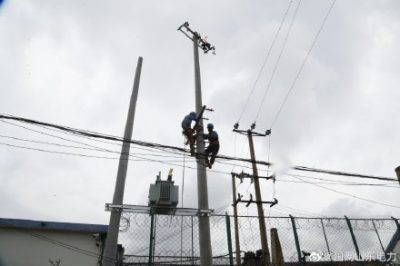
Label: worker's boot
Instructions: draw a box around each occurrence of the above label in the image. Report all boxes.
[190,145,195,156]
[205,158,211,169]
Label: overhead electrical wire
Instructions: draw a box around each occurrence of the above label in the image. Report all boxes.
[254,0,303,122]
[0,134,193,160]
[279,179,399,188]
[0,140,235,176]
[237,0,294,123]
[1,114,396,184]
[292,166,398,182]
[286,173,398,186]
[0,119,192,159]
[0,122,266,174]
[289,174,400,209]
[0,113,271,167]
[270,0,337,128]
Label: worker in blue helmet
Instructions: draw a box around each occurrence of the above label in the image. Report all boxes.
[204,123,219,169]
[181,111,197,155]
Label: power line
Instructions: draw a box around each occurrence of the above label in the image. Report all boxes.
[270,0,336,128]
[0,133,195,161]
[279,179,399,188]
[286,173,397,185]
[0,139,240,177]
[254,0,302,122]
[289,174,400,209]
[292,166,398,182]
[237,0,294,123]
[1,119,267,174]
[2,114,395,184]
[1,119,188,159]
[0,113,271,167]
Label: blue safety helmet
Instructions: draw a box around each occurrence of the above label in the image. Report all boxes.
[189,112,196,119]
[207,123,214,130]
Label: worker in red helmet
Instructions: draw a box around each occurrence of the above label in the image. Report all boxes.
[204,123,219,169]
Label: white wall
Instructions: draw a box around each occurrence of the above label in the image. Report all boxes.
[0,228,103,266]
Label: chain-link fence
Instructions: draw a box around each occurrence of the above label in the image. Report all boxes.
[118,213,400,265]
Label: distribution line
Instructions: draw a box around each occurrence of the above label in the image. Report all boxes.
[0,140,234,176]
[270,0,337,128]
[289,174,400,209]
[285,173,398,187]
[0,134,192,160]
[237,0,294,123]
[254,0,302,122]
[279,178,398,188]
[292,166,397,182]
[1,114,395,184]
[0,124,263,173]
[1,116,269,172]
[0,141,188,163]
[1,119,191,159]
[0,113,271,167]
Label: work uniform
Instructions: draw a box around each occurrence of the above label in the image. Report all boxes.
[204,130,219,168]
[181,114,196,153]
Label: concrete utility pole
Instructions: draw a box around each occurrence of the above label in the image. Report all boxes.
[247,131,271,266]
[233,125,271,266]
[103,57,143,266]
[178,22,214,266]
[395,166,400,185]
[193,32,213,266]
[231,174,241,266]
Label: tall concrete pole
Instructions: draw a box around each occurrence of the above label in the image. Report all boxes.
[247,131,271,266]
[103,57,143,266]
[193,33,213,266]
[395,166,400,185]
[231,174,241,266]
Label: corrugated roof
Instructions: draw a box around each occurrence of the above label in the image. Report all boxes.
[0,218,108,234]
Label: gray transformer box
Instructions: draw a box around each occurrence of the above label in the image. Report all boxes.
[148,180,179,208]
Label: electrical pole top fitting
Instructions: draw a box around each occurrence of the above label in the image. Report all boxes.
[178,21,216,55]
[233,122,271,137]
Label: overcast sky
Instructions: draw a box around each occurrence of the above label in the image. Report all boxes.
[0,0,399,226]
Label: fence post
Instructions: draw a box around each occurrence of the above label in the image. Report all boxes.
[148,212,155,265]
[344,216,361,260]
[289,215,302,263]
[386,216,400,259]
[391,216,400,229]
[372,220,385,253]
[191,216,194,265]
[320,219,332,261]
[226,213,234,266]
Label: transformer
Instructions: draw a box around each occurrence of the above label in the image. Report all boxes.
[148,169,179,212]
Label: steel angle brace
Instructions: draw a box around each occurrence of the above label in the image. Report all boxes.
[105,203,214,216]
[233,193,278,208]
[232,171,275,184]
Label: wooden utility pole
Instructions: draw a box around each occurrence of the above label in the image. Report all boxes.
[395,166,400,185]
[233,126,271,266]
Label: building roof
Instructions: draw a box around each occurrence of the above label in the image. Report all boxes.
[0,218,108,234]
